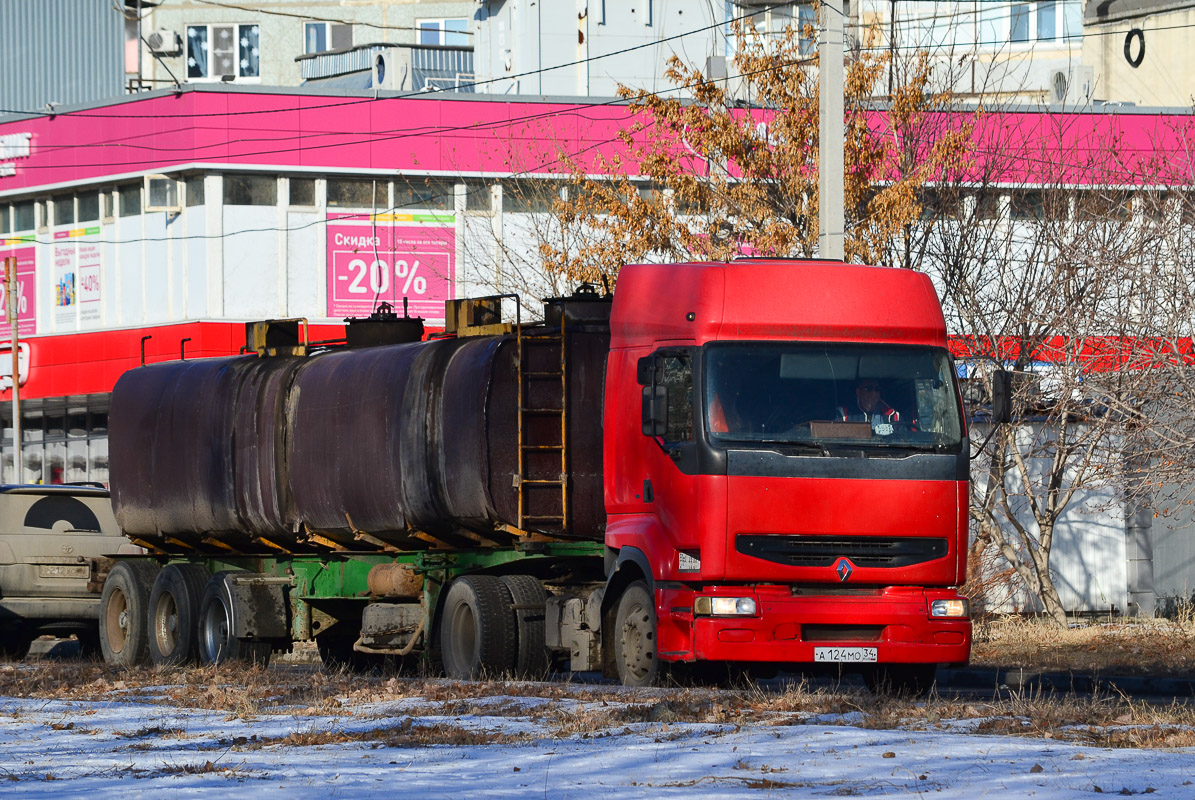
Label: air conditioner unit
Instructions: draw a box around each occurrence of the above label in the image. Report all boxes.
[147,29,181,55]
[144,174,181,213]
[1048,66,1094,105]
[372,50,413,91]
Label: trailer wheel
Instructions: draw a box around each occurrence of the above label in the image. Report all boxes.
[99,560,160,667]
[864,663,937,698]
[147,564,209,666]
[439,575,516,679]
[614,581,658,687]
[499,575,549,679]
[197,573,272,666]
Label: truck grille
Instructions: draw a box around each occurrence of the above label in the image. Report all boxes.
[736,535,948,568]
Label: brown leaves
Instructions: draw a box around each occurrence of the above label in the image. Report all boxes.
[538,19,975,284]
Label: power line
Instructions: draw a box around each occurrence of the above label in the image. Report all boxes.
[191,0,470,35]
[0,1,802,121]
[3,47,820,175]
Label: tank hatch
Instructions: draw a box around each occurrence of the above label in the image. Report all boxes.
[346,301,425,347]
[543,282,613,328]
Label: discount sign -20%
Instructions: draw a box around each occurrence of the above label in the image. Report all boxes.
[342,258,428,296]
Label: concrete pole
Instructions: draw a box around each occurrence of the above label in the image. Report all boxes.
[819,0,845,261]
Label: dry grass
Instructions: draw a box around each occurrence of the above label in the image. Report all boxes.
[6,630,1195,750]
[971,615,1195,676]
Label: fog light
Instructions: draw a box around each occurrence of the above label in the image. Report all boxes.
[694,596,757,616]
[930,598,970,618]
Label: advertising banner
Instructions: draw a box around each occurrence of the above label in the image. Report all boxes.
[51,227,102,328]
[53,241,76,326]
[78,239,102,324]
[326,213,454,322]
[0,242,36,337]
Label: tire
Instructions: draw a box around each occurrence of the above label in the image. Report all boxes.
[864,663,938,698]
[613,581,658,687]
[196,572,272,666]
[499,575,549,679]
[99,560,160,667]
[439,575,517,679]
[147,564,209,666]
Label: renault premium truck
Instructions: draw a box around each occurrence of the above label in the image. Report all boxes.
[98,259,972,691]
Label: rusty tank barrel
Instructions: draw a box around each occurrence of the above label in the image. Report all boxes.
[108,321,608,552]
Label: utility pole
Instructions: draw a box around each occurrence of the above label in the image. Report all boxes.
[819,0,845,261]
[3,257,20,483]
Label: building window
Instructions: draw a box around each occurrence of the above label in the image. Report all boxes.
[119,185,141,217]
[53,196,75,226]
[417,18,469,47]
[1037,1,1056,41]
[186,24,260,81]
[289,178,316,206]
[78,192,100,223]
[186,175,205,206]
[395,177,455,211]
[1010,5,1030,42]
[223,175,277,206]
[13,201,34,231]
[304,21,352,54]
[327,178,383,208]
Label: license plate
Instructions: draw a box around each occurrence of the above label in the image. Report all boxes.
[814,646,878,663]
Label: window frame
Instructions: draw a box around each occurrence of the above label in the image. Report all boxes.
[185,22,262,83]
[415,17,470,47]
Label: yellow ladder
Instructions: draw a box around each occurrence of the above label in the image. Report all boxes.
[516,324,567,532]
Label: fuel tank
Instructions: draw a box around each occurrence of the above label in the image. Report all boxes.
[109,327,609,551]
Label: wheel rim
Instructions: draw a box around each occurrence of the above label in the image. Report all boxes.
[620,600,654,681]
[153,592,180,657]
[199,596,232,664]
[448,601,478,673]
[104,588,129,655]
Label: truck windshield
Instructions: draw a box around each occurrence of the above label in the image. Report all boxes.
[704,343,963,450]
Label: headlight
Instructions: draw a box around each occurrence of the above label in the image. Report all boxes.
[930,598,970,618]
[694,596,757,616]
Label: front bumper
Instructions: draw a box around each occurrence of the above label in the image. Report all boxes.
[657,585,971,666]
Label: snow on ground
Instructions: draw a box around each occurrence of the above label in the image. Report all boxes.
[2,693,1194,799]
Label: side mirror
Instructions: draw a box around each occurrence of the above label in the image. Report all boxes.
[991,370,1013,424]
[642,385,667,436]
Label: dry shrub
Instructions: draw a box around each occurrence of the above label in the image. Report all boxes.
[971,616,1195,675]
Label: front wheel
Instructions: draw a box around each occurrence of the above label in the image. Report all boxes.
[99,560,160,667]
[196,573,272,666]
[613,581,658,687]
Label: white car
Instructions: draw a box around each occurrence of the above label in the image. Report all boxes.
[0,485,138,658]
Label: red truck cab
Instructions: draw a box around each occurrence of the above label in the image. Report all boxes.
[602,259,971,689]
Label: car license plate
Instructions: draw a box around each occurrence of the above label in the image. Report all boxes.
[814,646,878,663]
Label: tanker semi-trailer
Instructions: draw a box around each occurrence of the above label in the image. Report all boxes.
[98,259,976,691]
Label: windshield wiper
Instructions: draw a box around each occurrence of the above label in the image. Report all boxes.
[757,440,832,456]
